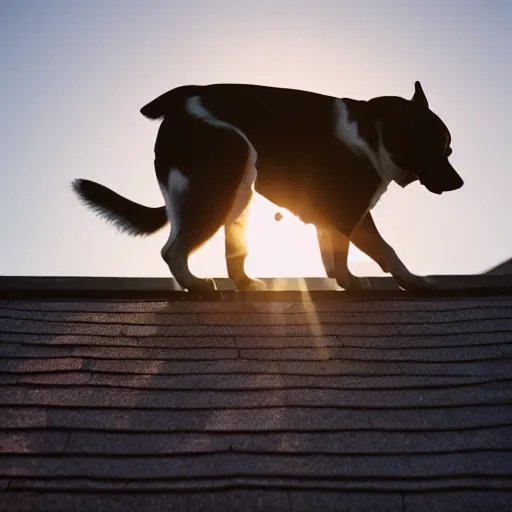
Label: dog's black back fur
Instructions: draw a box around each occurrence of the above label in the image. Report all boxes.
[144,84,382,232]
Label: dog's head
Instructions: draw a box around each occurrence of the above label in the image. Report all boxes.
[371,81,463,195]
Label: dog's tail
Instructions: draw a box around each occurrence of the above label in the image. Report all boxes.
[140,85,201,120]
[71,179,168,236]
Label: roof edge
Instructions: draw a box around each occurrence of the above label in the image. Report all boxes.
[0,275,511,300]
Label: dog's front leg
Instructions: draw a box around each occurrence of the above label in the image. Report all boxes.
[225,206,265,291]
[349,213,437,291]
[316,227,373,290]
[318,213,437,291]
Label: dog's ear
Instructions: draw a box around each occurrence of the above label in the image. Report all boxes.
[411,81,429,109]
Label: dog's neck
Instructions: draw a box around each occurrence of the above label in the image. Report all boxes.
[334,99,411,188]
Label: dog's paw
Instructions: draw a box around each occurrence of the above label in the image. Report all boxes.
[336,275,373,291]
[398,275,438,292]
[204,278,218,291]
[187,278,217,292]
[234,277,266,291]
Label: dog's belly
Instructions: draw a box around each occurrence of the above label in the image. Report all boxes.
[251,157,322,224]
[252,146,383,235]
[253,163,348,227]
[254,178,319,224]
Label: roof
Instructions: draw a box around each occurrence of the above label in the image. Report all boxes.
[486,257,512,275]
[1,276,512,511]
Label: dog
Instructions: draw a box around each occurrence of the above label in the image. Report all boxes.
[72,81,463,292]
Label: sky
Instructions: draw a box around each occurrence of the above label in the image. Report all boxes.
[1,0,511,279]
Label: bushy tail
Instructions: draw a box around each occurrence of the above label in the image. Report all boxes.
[71,179,168,236]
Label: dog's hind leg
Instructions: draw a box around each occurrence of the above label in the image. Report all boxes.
[155,116,258,292]
[158,167,217,292]
[225,202,265,290]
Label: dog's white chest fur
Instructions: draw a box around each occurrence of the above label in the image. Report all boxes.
[333,99,403,210]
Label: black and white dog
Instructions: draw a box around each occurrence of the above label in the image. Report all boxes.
[72,81,463,292]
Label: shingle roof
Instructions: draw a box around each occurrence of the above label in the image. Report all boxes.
[1,276,512,511]
[486,257,512,275]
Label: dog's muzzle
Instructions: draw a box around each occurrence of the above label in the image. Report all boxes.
[421,172,464,194]
[416,160,464,194]
[444,172,464,191]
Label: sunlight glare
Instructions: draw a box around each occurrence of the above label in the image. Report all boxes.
[245,194,326,278]
[188,193,370,279]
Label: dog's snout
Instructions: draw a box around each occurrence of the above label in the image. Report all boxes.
[445,173,464,192]
[421,167,463,195]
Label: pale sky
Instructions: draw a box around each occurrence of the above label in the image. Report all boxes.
[1,0,511,279]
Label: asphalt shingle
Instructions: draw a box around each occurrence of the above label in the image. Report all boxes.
[1,291,512,511]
